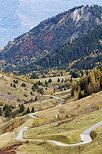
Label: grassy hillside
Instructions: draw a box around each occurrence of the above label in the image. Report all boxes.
[0,91,102,153]
[0,69,102,153]
[0,72,71,118]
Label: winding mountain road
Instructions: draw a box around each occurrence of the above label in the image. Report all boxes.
[16,113,102,146]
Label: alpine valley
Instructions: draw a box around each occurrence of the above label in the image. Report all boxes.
[0,4,102,154]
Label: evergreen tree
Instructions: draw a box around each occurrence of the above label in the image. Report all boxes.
[84,80,89,94]
[0,108,2,116]
[31,107,35,113]
[11,112,16,118]
[54,88,56,93]
[3,104,7,111]
[45,80,48,87]
[79,79,85,91]
[35,96,37,101]
[30,91,33,95]
[61,78,64,82]
[5,108,11,118]
[100,76,102,89]
[13,80,18,83]
[26,107,30,114]
[21,83,26,87]
[13,83,16,88]
[30,72,38,79]
[71,88,74,96]
[57,78,60,82]
[32,85,35,92]
[78,91,83,99]
[19,104,25,113]
[48,79,52,83]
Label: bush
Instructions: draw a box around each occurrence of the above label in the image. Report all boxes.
[23,93,28,97]
[10,83,16,88]
[13,80,18,83]
[77,104,81,108]
[30,72,38,79]
[90,131,97,140]
[32,83,38,91]
[21,83,26,87]
[37,88,44,94]
[17,98,21,102]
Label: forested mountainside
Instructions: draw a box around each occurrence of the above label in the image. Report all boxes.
[13,25,102,74]
[36,25,102,71]
[0,5,102,74]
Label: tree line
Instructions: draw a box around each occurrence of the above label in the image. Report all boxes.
[0,104,35,119]
[71,66,102,99]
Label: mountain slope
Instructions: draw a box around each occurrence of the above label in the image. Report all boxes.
[0,5,102,74]
[15,25,102,74]
[0,1,102,47]
[35,25,102,70]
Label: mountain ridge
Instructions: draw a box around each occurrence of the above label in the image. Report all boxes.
[0,5,102,73]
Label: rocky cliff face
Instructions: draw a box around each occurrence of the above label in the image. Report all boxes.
[0,5,102,72]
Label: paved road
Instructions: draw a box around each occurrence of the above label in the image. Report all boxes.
[28,113,38,119]
[16,113,102,146]
[45,95,64,100]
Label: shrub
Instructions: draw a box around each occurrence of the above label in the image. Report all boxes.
[10,83,16,88]
[33,118,45,127]
[21,83,26,87]
[37,88,44,94]
[90,131,97,140]
[13,79,18,83]
[77,104,81,108]
[23,93,28,97]
[17,98,21,102]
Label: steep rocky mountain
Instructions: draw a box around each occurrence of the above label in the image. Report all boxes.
[2,0,101,47]
[0,5,102,73]
[0,0,75,47]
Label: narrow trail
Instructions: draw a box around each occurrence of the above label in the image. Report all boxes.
[16,113,102,146]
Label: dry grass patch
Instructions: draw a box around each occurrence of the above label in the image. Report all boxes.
[35,91,102,121]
